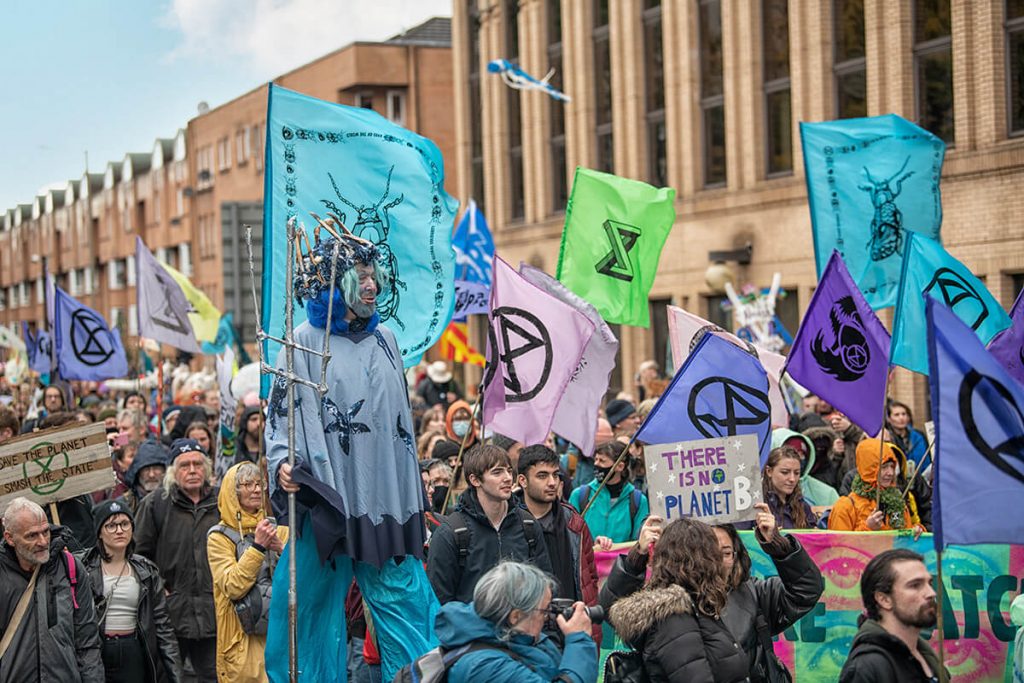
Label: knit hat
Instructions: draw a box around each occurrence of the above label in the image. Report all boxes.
[92,499,134,539]
[169,437,207,461]
[431,439,461,462]
[604,399,637,429]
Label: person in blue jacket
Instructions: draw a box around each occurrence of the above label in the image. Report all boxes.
[435,561,597,683]
[885,401,928,469]
[569,441,649,544]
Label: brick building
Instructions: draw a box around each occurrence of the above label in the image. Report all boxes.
[450,0,1024,417]
[0,18,455,365]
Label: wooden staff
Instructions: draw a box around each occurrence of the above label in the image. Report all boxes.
[441,396,482,515]
[935,547,948,683]
[876,366,892,506]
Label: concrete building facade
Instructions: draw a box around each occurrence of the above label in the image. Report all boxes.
[451,0,1024,416]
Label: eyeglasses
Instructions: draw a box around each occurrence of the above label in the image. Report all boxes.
[239,481,263,492]
[103,521,132,533]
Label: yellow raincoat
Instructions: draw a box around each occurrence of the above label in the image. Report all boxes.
[208,463,288,682]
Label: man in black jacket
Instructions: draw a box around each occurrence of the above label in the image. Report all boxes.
[427,444,551,604]
[840,548,946,682]
[134,438,220,681]
[0,497,104,683]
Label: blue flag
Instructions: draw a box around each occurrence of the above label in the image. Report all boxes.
[785,251,891,435]
[201,313,239,356]
[54,286,128,381]
[636,332,772,465]
[452,199,494,321]
[986,287,1024,385]
[262,85,457,385]
[801,114,945,309]
[892,233,1010,375]
[927,297,1024,548]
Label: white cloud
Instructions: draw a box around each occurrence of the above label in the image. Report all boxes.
[163,0,452,76]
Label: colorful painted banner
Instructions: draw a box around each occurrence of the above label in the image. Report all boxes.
[595,531,1022,682]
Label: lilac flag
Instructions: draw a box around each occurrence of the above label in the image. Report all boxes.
[518,263,618,455]
[666,305,789,428]
[785,251,891,435]
[483,257,595,446]
[986,288,1024,385]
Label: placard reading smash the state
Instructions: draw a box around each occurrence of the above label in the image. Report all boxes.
[0,422,114,509]
[643,433,761,524]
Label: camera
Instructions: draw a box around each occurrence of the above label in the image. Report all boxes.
[548,598,605,624]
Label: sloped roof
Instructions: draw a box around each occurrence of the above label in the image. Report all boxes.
[388,16,450,46]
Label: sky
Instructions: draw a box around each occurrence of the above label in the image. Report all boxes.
[0,0,452,211]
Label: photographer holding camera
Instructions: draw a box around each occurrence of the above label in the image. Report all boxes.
[433,561,598,683]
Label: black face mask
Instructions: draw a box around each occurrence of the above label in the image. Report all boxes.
[593,465,613,484]
[431,486,449,512]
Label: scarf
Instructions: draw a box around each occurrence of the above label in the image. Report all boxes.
[851,474,905,528]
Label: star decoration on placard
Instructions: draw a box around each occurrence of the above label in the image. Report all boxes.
[649,462,658,473]
[729,438,744,452]
[737,462,747,472]
[656,491,664,501]
[753,490,760,499]
[666,473,675,485]
[713,484,721,492]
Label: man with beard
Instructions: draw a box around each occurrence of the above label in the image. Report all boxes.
[122,440,171,513]
[235,405,264,464]
[840,549,946,682]
[0,498,103,682]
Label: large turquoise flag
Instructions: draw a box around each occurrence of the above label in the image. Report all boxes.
[800,114,945,309]
[891,233,1011,375]
[262,85,458,383]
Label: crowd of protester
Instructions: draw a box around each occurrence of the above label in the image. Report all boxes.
[0,359,1017,682]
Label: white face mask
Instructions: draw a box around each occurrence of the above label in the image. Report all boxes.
[452,421,470,438]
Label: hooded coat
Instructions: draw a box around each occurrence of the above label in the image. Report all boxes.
[770,429,839,507]
[0,525,104,683]
[802,425,842,491]
[834,421,865,481]
[828,440,911,531]
[434,600,597,683]
[608,584,748,683]
[838,617,946,682]
[165,405,209,445]
[124,441,171,513]
[234,406,264,465]
[207,463,288,682]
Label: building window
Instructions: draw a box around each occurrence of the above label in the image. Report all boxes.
[217,137,232,171]
[699,0,726,187]
[83,266,95,294]
[834,0,867,119]
[127,256,136,287]
[178,243,192,277]
[914,0,954,142]
[468,0,485,213]
[594,0,613,173]
[387,91,406,126]
[354,92,374,110]
[549,0,568,212]
[128,304,138,336]
[1008,0,1024,135]
[254,123,265,172]
[507,0,525,221]
[704,294,732,331]
[235,129,250,164]
[763,0,792,175]
[109,259,127,290]
[644,1,667,186]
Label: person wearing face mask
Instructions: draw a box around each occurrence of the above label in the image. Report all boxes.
[434,561,596,683]
[828,440,921,533]
[568,441,648,544]
[444,400,478,446]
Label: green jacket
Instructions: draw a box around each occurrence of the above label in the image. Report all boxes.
[569,480,649,543]
[771,428,840,507]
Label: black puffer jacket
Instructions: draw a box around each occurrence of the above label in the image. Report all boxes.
[78,547,183,683]
[600,534,824,682]
[608,584,748,683]
[134,484,220,639]
[426,488,552,604]
[0,526,104,683]
[839,617,946,682]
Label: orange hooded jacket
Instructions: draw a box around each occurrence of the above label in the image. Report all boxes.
[828,440,911,531]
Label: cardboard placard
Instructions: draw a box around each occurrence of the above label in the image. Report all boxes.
[0,422,114,508]
[643,433,761,524]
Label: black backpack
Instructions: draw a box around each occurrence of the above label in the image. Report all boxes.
[207,524,277,635]
[444,508,543,574]
[602,650,648,683]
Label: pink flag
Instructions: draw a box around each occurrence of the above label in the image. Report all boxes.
[483,257,596,446]
[519,264,618,455]
[667,305,789,427]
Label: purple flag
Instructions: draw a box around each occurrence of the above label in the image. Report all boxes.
[483,257,595,446]
[986,288,1024,385]
[785,251,890,435]
[518,263,618,455]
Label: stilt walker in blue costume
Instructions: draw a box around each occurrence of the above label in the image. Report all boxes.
[264,222,439,682]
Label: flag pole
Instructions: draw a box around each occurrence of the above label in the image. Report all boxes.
[900,440,934,500]
[935,546,948,683]
[876,365,892,507]
[580,432,640,519]
[441,387,482,515]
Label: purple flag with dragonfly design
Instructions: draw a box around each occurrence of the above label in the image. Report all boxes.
[986,288,1024,385]
[785,251,891,435]
[483,257,595,446]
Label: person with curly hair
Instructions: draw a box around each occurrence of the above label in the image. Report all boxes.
[606,517,748,682]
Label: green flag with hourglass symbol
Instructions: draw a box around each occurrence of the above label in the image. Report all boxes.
[556,167,676,327]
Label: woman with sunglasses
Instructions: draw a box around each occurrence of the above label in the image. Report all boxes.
[79,499,182,683]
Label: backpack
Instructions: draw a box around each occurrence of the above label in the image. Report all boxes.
[602,650,648,683]
[207,524,277,635]
[445,508,542,575]
[575,485,644,538]
[391,642,524,683]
